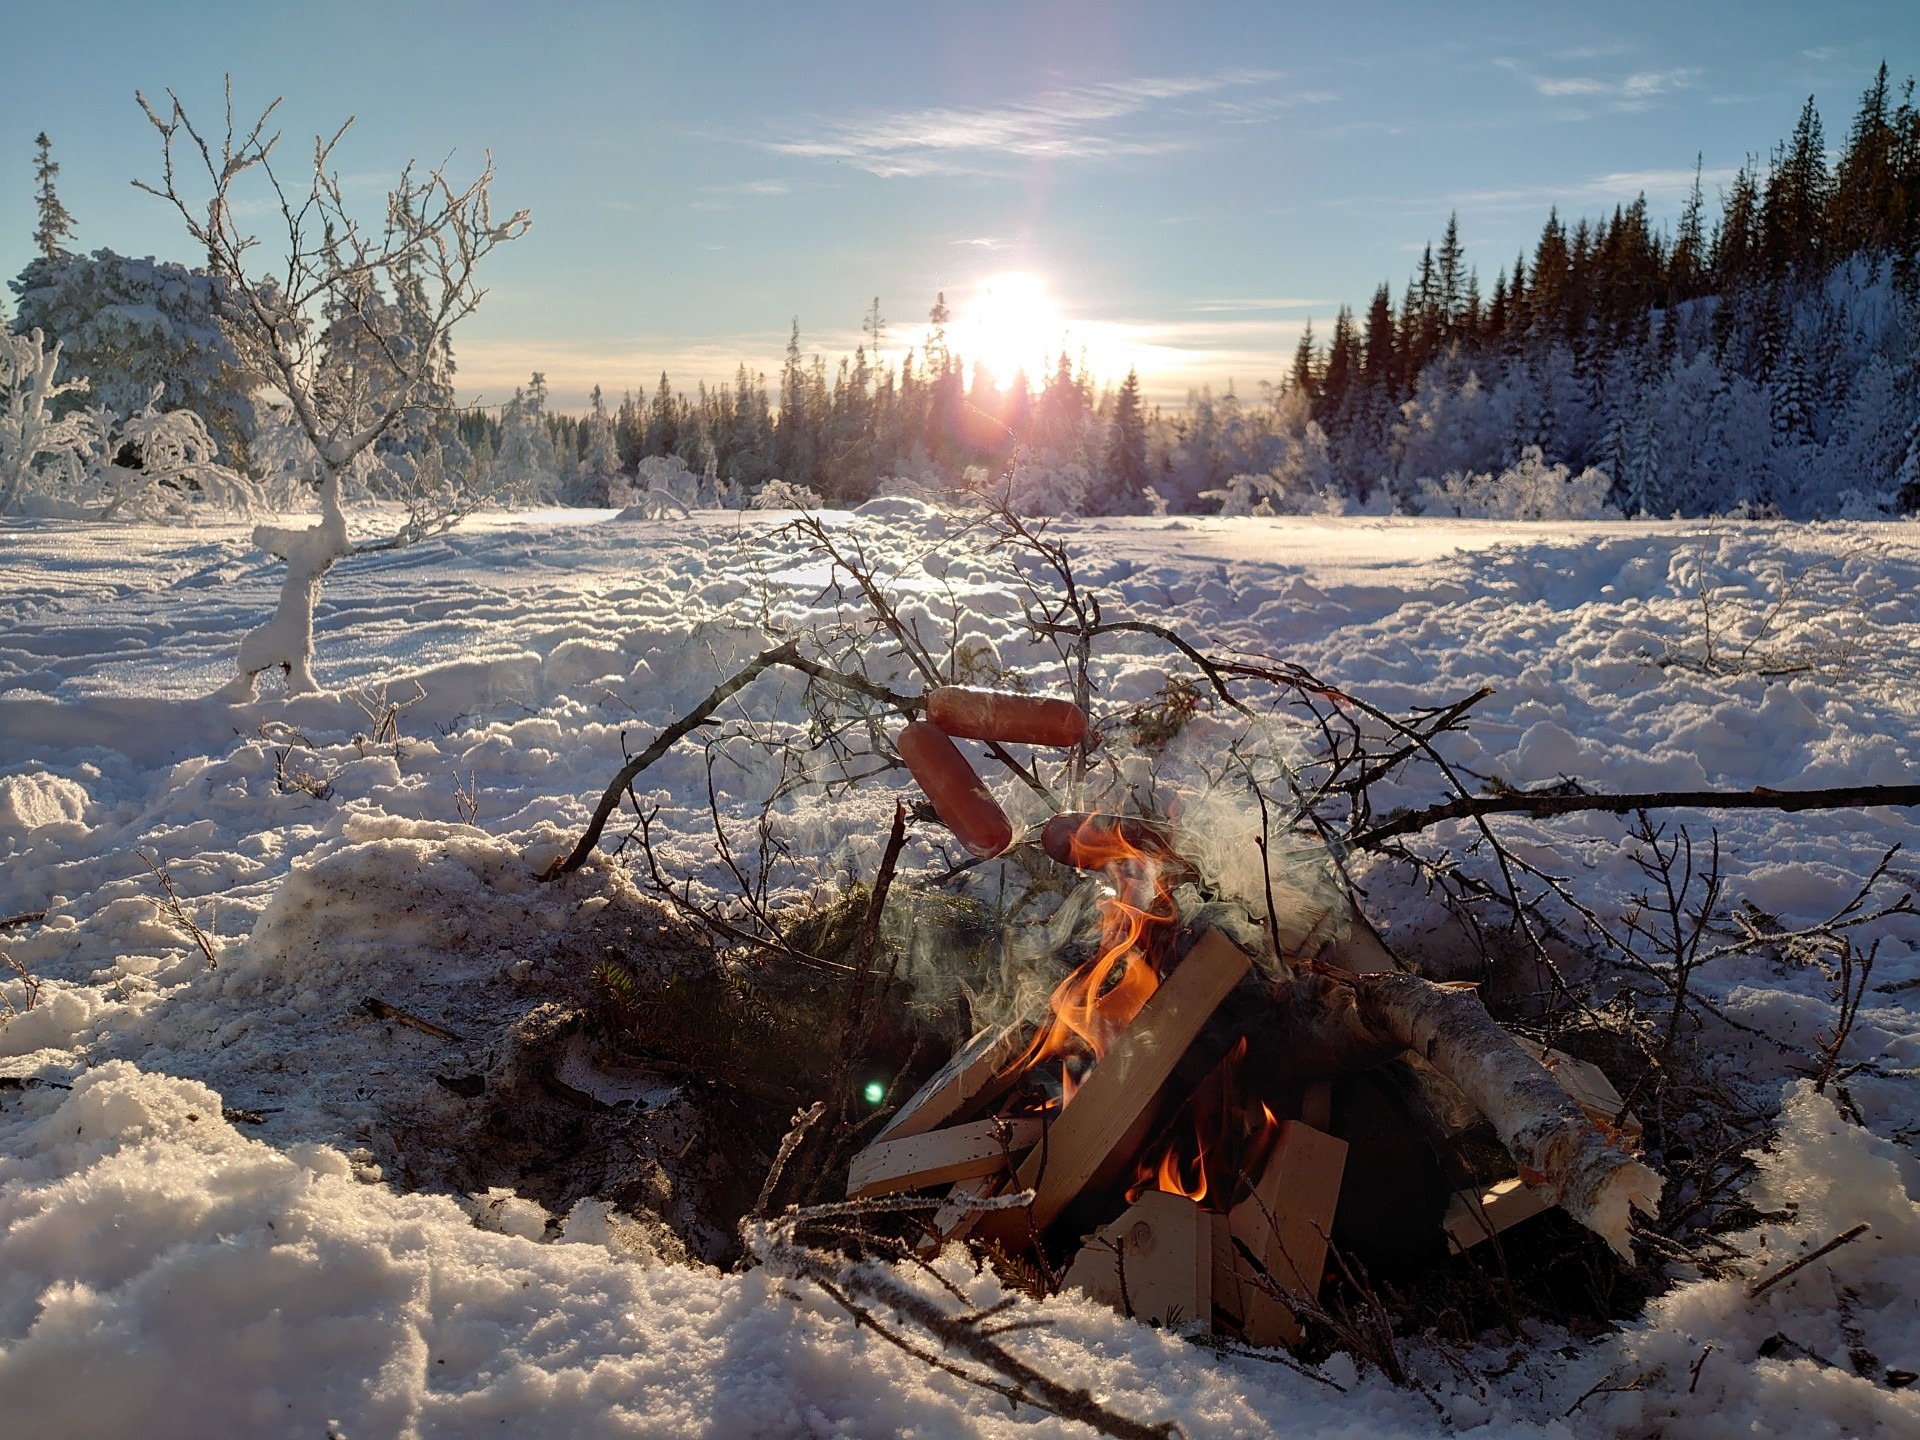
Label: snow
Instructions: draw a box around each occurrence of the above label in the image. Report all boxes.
[3,504,1918,1437]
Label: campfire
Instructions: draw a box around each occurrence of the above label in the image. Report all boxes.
[849,687,1659,1349]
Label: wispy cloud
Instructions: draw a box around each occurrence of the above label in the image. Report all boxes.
[951,236,1012,250]
[1188,296,1330,313]
[690,178,798,212]
[758,69,1293,178]
[1326,166,1736,224]
[1495,58,1703,112]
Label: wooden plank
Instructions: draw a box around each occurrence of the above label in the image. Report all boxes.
[1227,1120,1347,1350]
[847,1115,1043,1199]
[1443,1175,1553,1253]
[973,928,1253,1248]
[874,1020,1031,1145]
[1061,1190,1210,1330]
[1536,1048,1641,1141]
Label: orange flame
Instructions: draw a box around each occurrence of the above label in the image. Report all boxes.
[1002,815,1180,1104]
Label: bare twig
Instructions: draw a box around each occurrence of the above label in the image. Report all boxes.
[1,953,41,1018]
[360,996,464,1042]
[542,639,917,878]
[138,853,220,969]
[1746,1222,1871,1299]
[751,1211,1182,1440]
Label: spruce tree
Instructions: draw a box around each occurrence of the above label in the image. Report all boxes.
[1762,98,1833,277]
[32,132,77,260]
[1290,320,1318,399]
[1102,367,1148,510]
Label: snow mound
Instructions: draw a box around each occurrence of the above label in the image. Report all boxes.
[0,1062,1458,1440]
[1573,1083,1920,1438]
[0,772,89,839]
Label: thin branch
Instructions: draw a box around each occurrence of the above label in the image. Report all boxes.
[1746,1222,1870,1298]
[1353,782,1920,849]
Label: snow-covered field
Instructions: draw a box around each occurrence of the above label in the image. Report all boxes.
[2,503,1918,1438]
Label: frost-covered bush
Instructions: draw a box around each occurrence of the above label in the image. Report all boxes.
[0,328,100,514]
[98,393,250,519]
[748,477,824,510]
[1413,445,1619,520]
[990,447,1093,516]
[1,329,246,520]
[615,454,699,518]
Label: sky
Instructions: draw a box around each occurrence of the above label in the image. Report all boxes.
[2,1,1916,410]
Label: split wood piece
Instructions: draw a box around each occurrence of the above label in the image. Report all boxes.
[973,928,1254,1250]
[846,1115,1044,1199]
[1226,1120,1348,1350]
[917,1173,1003,1255]
[1062,1189,1212,1332]
[1442,1175,1554,1254]
[1537,1048,1642,1142]
[873,1020,1032,1145]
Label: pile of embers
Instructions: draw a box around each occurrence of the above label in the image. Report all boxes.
[855,688,1657,1348]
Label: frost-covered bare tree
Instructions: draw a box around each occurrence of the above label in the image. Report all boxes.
[135,82,530,698]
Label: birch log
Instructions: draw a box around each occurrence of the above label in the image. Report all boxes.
[1346,970,1661,1260]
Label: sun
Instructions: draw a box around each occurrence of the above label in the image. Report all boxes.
[951,272,1067,389]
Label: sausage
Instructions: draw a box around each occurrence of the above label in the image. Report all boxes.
[924,686,1088,747]
[897,721,1014,858]
[1039,812,1185,871]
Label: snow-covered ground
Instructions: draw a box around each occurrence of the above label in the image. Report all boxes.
[2,503,1917,1438]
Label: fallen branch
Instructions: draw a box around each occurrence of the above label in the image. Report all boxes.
[540,640,917,879]
[360,996,465,1043]
[1353,782,1920,849]
[1343,968,1662,1260]
[749,1217,1181,1440]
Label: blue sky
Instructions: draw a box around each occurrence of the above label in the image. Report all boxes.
[2,1,1914,408]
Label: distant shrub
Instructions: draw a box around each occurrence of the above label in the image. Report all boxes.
[1412,446,1619,521]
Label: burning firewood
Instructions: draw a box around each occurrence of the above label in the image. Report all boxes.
[971,928,1254,1249]
[846,782,1659,1350]
[1223,1120,1348,1348]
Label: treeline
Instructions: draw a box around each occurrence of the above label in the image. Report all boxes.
[458,312,1150,513]
[14,65,1920,519]
[501,62,1920,518]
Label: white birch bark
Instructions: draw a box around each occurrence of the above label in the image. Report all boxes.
[1348,969,1661,1259]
